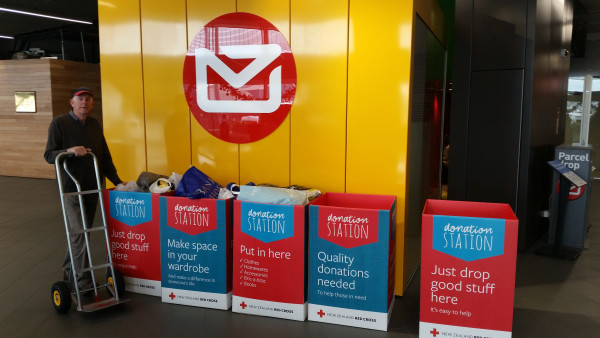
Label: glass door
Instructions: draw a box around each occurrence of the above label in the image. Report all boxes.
[566,74,599,179]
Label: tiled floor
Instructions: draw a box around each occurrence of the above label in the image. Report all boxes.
[0,175,598,337]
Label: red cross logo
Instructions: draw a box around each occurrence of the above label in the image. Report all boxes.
[240,301,247,309]
[169,292,176,300]
[317,309,325,318]
[430,328,440,337]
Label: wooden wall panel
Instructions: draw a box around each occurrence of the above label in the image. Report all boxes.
[0,59,101,179]
[49,60,103,121]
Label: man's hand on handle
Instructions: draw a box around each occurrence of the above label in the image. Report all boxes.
[67,146,91,156]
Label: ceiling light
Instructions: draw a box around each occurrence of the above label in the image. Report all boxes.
[0,7,92,25]
[0,35,14,39]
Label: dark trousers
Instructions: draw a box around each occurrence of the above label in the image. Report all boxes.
[62,194,98,288]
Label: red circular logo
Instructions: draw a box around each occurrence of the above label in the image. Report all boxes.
[183,12,297,144]
[555,181,585,200]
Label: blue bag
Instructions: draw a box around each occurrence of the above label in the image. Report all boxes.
[174,166,222,199]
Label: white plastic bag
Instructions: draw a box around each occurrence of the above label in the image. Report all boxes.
[149,178,172,194]
[218,188,235,200]
[168,172,182,190]
[237,185,308,205]
[115,180,140,192]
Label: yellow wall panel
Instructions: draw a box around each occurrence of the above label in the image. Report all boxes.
[237,0,291,187]
[99,0,424,296]
[347,0,413,294]
[98,0,146,185]
[186,1,237,32]
[186,0,239,186]
[290,0,348,193]
[141,0,191,176]
[238,0,290,34]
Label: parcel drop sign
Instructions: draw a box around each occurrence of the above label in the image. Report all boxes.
[183,12,297,144]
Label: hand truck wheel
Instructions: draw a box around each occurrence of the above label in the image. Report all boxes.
[106,269,125,298]
[51,281,72,314]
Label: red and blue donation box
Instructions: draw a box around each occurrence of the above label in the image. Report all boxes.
[159,195,232,310]
[103,190,162,296]
[307,192,397,331]
[420,199,518,338]
[231,200,307,320]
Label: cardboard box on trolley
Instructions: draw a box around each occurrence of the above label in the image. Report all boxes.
[420,199,518,338]
[159,195,232,310]
[307,192,397,331]
[231,199,307,321]
[102,189,163,296]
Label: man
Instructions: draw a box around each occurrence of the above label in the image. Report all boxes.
[44,87,123,291]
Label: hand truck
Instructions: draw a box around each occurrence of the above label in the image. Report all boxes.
[51,152,130,313]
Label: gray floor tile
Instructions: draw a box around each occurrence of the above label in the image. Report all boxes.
[1,175,599,337]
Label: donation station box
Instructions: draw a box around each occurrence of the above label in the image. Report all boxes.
[159,196,232,310]
[231,200,307,320]
[308,192,397,331]
[421,199,518,338]
[103,190,162,296]
[549,145,593,249]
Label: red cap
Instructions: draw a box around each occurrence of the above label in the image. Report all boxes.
[72,87,93,98]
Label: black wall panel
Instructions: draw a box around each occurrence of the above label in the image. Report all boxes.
[465,70,524,207]
[472,0,528,71]
[449,0,572,251]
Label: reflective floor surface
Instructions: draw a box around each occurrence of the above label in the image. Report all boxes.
[0,176,598,337]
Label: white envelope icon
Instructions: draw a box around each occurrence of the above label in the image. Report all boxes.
[195,44,282,113]
[569,186,582,196]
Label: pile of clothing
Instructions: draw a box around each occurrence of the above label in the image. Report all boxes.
[115,166,321,205]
